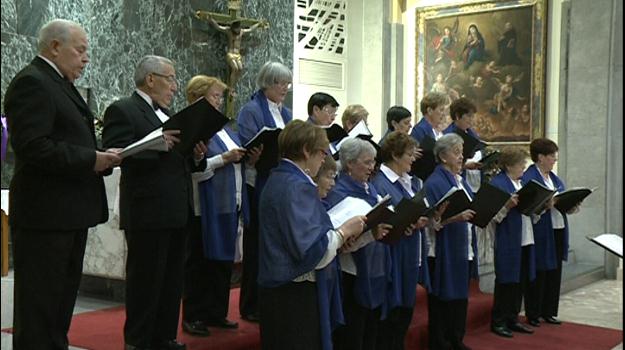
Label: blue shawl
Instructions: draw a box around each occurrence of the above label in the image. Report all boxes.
[198,126,249,261]
[490,171,536,283]
[423,165,479,300]
[371,169,431,309]
[521,164,569,271]
[325,172,392,312]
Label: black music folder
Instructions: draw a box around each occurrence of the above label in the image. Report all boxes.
[453,129,485,160]
[410,136,437,181]
[323,124,349,144]
[554,187,596,213]
[586,233,622,258]
[469,182,512,228]
[162,97,229,156]
[436,187,472,221]
[362,195,393,233]
[380,198,424,245]
[243,126,282,175]
[479,150,501,169]
[515,180,556,216]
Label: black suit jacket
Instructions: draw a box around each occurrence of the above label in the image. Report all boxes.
[102,92,204,231]
[4,57,108,230]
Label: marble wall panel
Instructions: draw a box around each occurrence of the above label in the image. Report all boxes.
[1,0,294,278]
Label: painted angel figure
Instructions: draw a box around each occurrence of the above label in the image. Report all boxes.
[492,73,524,114]
[432,17,460,61]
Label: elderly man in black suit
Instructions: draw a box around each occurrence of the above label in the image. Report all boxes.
[102,55,207,350]
[4,19,121,349]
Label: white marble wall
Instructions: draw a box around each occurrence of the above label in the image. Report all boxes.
[84,168,126,279]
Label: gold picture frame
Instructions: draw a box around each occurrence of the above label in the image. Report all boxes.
[415,0,547,144]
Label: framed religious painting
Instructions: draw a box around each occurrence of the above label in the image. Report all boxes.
[415,0,547,144]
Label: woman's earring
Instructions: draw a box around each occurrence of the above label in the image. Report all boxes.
[304,168,311,175]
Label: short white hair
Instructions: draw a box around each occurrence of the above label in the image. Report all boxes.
[134,55,174,87]
[433,133,463,163]
[38,19,84,53]
[256,61,292,90]
[339,138,376,169]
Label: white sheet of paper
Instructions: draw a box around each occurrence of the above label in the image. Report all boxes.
[120,127,168,158]
[327,196,372,228]
[589,233,623,258]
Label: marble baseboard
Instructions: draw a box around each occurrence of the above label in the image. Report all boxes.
[79,274,126,303]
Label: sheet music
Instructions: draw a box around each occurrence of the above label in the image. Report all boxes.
[120,127,168,158]
[327,196,372,228]
[588,233,623,258]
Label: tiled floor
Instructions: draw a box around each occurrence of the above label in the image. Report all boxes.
[1,272,623,349]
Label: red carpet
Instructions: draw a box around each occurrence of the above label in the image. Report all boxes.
[3,284,622,349]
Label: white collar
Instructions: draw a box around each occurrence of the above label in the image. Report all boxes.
[135,89,154,108]
[380,164,400,183]
[282,158,317,187]
[37,55,63,78]
[267,97,282,110]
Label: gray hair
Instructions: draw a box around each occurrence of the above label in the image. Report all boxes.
[256,61,292,90]
[433,133,463,163]
[339,138,377,169]
[134,55,174,87]
[37,19,84,53]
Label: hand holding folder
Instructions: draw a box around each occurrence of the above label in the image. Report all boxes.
[162,97,230,156]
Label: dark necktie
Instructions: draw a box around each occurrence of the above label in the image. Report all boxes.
[152,101,161,111]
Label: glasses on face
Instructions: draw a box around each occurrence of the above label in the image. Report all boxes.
[208,92,224,103]
[322,106,338,118]
[152,72,178,85]
[359,158,376,167]
[275,81,292,89]
[316,148,329,157]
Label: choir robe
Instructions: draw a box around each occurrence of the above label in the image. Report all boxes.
[423,165,479,301]
[521,164,570,271]
[490,172,536,284]
[409,117,437,143]
[236,90,293,193]
[198,126,249,261]
[325,172,392,312]
[258,160,341,350]
[371,171,431,309]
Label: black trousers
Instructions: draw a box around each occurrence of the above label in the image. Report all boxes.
[12,228,87,350]
[491,245,532,327]
[427,257,469,350]
[376,306,414,350]
[259,281,320,350]
[526,229,564,320]
[182,216,234,322]
[239,184,259,317]
[123,226,188,348]
[333,272,381,350]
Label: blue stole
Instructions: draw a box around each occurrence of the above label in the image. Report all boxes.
[521,164,569,270]
[325,173,392,312]
[236,89,292,201]
[371,170,431,309]
[257,160,338,350]
[198,126,249,261]
[490,172,536,283]
[443,123,481,140]
[409,117,436,143]
[423,165,479,300]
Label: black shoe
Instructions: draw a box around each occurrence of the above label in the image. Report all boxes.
[154,340,186,350]
[491,324,513,338]
[206,318,239,329]
[527,318,541,327]
[125,344,152,350]
[182,320,210,337]
[542,316,562,325]
[241,313,260,323]
[508,322,534,334]
[454,343,472,350]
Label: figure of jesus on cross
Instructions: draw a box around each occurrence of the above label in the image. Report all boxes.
[196,1,269,117]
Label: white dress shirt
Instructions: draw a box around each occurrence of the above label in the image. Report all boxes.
[267,98,285,128]
[135,89,169,123]
[543,175,565,229]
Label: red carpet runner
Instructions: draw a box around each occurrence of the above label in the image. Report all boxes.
[3,283,622,349]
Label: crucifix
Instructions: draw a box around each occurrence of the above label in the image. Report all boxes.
[196,0,269,118]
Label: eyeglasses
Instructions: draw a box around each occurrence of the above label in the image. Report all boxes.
[322,106,338,118]
[275,81,292,89]
[151,72,178,85]
[317,148,329,156]
[208,92,224,103]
